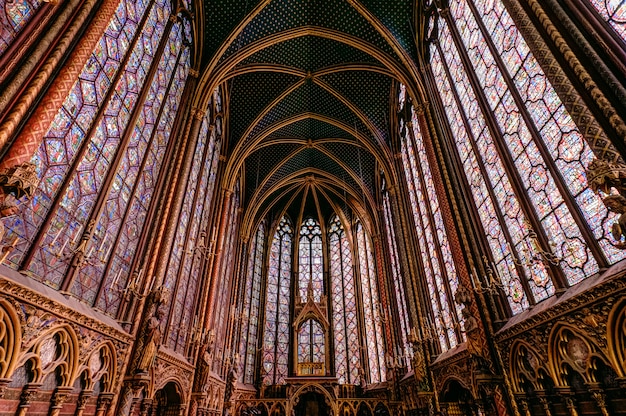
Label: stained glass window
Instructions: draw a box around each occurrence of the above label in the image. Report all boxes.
[297,319,325,370]
[382,188,412,370]
[400,103,462,352]
[586,0,626,42]
[1,0,184,304]
[0,0,42,55]
[262,215,293,385]
[427,0,625,314]
[161,110,221,353]
[213,188,240,375]
[356,222,386,383]
[329,215,360,384]
[239,221,266,384]
[298,218,323,302]
[77,20,191,310]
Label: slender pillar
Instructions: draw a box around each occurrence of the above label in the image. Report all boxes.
[0,0,124,163]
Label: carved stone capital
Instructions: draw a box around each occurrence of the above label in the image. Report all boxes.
[50,386,73,409]
[96,392,115,411]
[19,383,41,408]
[76,390,93,410]
[585,158,626,248]
[0,378,11,399]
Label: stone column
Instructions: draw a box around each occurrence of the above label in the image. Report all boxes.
[95,392,115,416]
[74,390,93,416]
[16,383,41,416]
[49,386,73,416]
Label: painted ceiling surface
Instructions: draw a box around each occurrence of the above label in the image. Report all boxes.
[202,0,418,229]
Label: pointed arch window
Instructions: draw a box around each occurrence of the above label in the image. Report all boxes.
[297,318,325,374]
[328,215,360,384]
[212,187,241,375]
[298,218,323,302]
[355,222,386,382]
[427,0,625,315]
[239,221,266,384]
[262,215,293,385]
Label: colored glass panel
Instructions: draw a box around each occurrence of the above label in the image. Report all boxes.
[450,1,609,284]
[166,113,220,353]
[329,215,360,384]
[431,40,530,313]
[382,192,412,370]
[73,22,186,306]
[262,216,292,385]
[587,0,626,42]
[2,0,168,288]
[239,222,266,384]
[356,222,386,383]
[0,0,42,55]
[298,218,323,302]
[213,192,239,374]
[465,0,623,273]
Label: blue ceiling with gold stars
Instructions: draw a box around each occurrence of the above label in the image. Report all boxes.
[200,0,417,225]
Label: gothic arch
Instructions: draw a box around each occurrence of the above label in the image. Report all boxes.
[0,299,21,379]
[17,324,79,387]
[548,323,612,386]
[437,373,473,400]
[607,297,626,377]
[78,341,116,392]
[509,340,553,393]
[290,382,336,415]
[153,377,187,404]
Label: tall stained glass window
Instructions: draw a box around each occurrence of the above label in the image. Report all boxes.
[382,186,412,370]
[1,0,42,55]
[262,215,293,385]
[329,215,360,384]
[213,188,240,375]
[426,0,625,315]
[399,93,462,351]
[1,0,195,314]
[239,221,266,384]
[163,111,221,354]
[298,218,323,302]
[355,222,386,382]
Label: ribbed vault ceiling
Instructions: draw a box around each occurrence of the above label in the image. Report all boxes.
[199,0,418,234]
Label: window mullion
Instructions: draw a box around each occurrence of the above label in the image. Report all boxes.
[441,10,568,293]
[465,0,608,270]
[407,127,462,345]
[433,40,536,305]
[20,0,160,271]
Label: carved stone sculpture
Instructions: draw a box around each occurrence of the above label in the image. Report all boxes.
[135,306,165,374]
